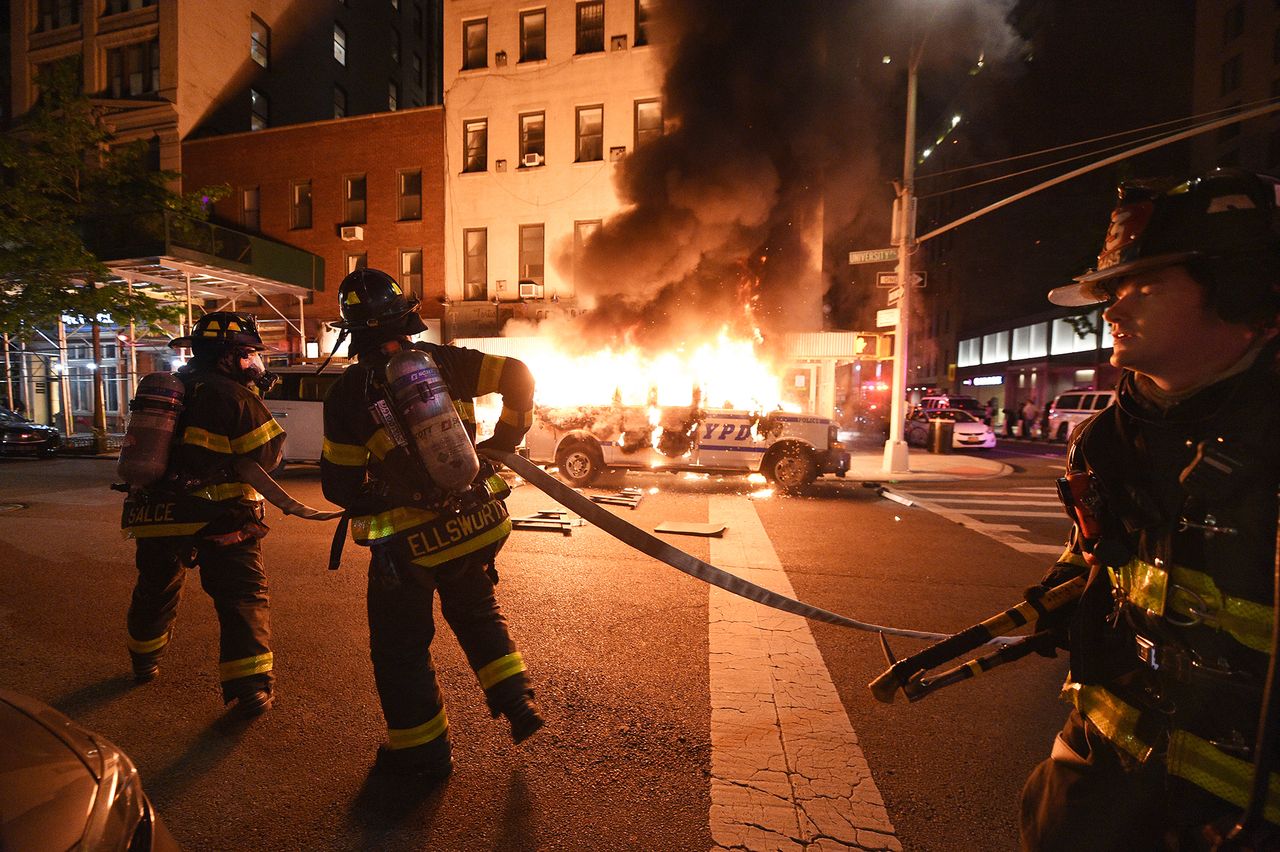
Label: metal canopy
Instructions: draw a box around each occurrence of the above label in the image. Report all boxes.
[106,256,315,303]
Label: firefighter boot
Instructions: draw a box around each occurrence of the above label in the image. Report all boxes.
[228,688,274,719]
[374,738,453,780]
[128,628,173,683]
[503,695,545,745]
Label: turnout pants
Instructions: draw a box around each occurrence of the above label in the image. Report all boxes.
[367,543,531,755]
[127,535,273,702]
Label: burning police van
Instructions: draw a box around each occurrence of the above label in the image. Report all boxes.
[522,402,849,491]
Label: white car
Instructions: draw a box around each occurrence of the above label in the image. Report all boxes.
[905,408,996,450]
[1047,388,1116,443]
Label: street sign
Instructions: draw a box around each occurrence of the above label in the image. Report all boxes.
[849,248,898,265]
[875,271,926,288]
[876,307,900,328]
[886,285,904,304]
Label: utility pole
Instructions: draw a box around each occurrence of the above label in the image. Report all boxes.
[884,45,920,475]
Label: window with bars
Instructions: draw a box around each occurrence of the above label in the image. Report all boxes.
[463,19,487,70]
[519,224,545,286]
[106,39,160,98]
[344,174,367,224]
[520,9,547,62]
[250,88,269,130]
[400,249,423,300]
[463,229,487,300]
[576,105,603,162]
[463,119,487,172]
[398,169,422,220]
[576,1,604,54]
[334,23,347,65]
[291,180,313,229]
[634,98,662,148]
[251,15,270,68]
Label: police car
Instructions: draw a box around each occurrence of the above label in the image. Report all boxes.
[523,405,850,491]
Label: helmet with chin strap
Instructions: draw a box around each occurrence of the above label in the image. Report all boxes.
[1048,168,1280,324]
[332,268,427,334]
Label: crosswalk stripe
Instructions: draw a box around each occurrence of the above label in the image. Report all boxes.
[708,496,900,850]
[921,497,1061,506]
[903,489,1056,497]
[953,508,1066,518]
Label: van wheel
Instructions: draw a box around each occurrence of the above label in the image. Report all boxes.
[1056,422,1069,443]
[763,444,817,492]
[555,439,604,487]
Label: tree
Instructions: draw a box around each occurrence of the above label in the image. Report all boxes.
[0,62,225,449]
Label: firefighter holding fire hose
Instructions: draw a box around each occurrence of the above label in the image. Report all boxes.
[320,268,541,779]
[1018,169,1280,849]
[119,311,284,719]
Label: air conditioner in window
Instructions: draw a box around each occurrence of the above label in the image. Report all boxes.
[522,152,544,168]
[340,225,364,241]
[518,281,544,300]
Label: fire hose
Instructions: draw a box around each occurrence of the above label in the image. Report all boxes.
[484,449,954,642]
[231,458,344,521]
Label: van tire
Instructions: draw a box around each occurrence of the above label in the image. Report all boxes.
[762,443,817,492]
[555,438,605,487]
[1056,422,1069,443]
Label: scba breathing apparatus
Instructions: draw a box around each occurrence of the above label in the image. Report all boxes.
[118,312,274,487]
[331,269,481,499]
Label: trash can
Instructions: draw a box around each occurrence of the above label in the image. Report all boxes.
[928,418,954,454]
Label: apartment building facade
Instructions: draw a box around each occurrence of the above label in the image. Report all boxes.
[441,0,660,337]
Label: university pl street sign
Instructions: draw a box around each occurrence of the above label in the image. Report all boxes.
[849,248,898,265]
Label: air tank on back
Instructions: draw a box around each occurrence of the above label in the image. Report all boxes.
[385,349,479,493]
[117,372,185,486]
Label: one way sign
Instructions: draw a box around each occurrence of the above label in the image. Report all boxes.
[875,271,926,289]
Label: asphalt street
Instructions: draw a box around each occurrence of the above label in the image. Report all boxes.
[0,441,1073,851]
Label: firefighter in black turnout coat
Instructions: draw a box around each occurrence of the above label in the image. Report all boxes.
[321,268,542,778]
[122,312,284,718]
[1020,169,1280,850]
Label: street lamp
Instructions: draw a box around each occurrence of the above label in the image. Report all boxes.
[883,39,922,474]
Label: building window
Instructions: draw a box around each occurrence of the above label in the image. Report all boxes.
[104,0,156,14]
[463,18,487,70]
[333,85,347,118]
[1224,3,1245,43]
[250,88,269,130]
[334,23,347,65]
[520,9,547,62]
[634,98,662,148]
[400,249,423,300]
[344,174,367,224]
[242,186,260,231]
[519,224,545,286]
[576,1,604,54]
[106,39,160,98]
[634,0,651,46]
[346,253,368,274]
[463,119,487,172]
[251,15,270,68]
[391,27,401,64]
[413,53,423,87]
[463,229,487,300]
[36,0,80,31]
[519,112,545,165]
[1221,54,1242,95]
[290,180,312,229]
[34,57,82,100]
[576,105,603,162]
[398,169,422,220]
[573,219,600,284]
[413,2,423,37]
[389,80,399,110]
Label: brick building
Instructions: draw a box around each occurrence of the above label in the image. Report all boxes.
[180,106,446,355]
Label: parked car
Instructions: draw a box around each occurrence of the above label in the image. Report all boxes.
[261,365,344,468]
[1047,388,1117,442]
[904,408,997,449]
[913,394,985,418]
[524,405,850,491]
[0,687,179,850]
[0,406,60,458]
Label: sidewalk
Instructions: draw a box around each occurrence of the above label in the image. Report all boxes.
[845,448,1011,483]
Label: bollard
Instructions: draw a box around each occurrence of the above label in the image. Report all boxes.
[928,419,954,454]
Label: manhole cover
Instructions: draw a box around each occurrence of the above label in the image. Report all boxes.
[0,504,25,513]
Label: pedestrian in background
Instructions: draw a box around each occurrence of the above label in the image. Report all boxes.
[321,269,543,780]
[1021,168,1280,849]
[1020,399,1038,438]
[121,312,284,719]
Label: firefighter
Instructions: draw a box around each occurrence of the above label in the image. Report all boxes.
[320,268,542,779]
[1021,169,1280,849]
[122,311,284,719]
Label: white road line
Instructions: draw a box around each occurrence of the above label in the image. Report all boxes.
[708,496,900,852]
[918,497,1061,506]
[895,491,1068,557]
[903,488,1056,497]
[953,508,1066,518]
